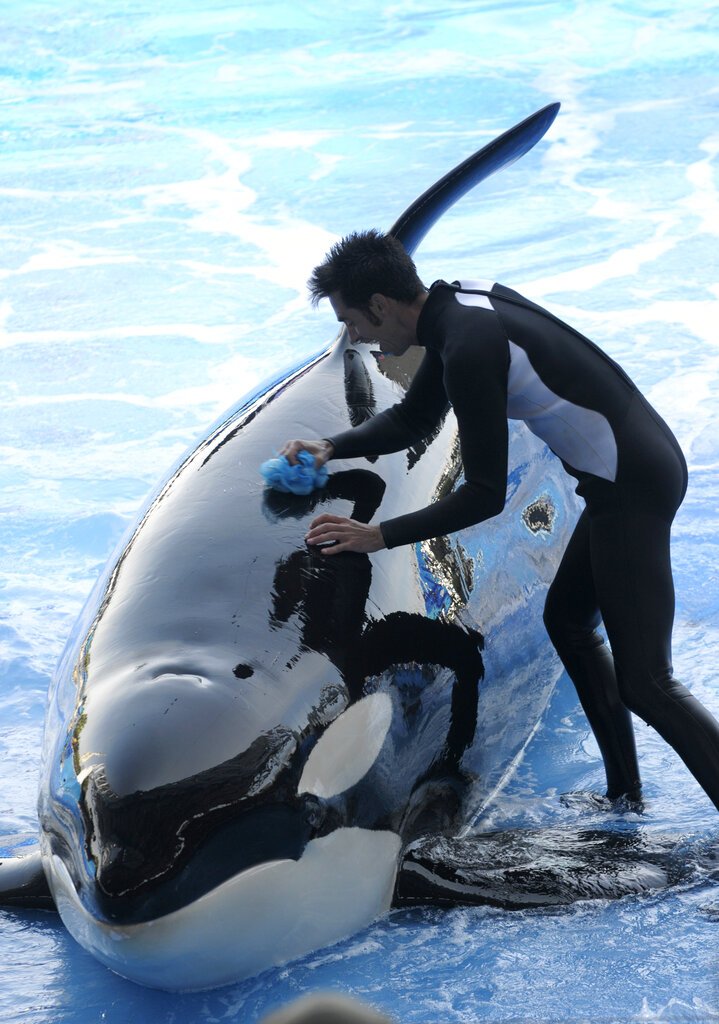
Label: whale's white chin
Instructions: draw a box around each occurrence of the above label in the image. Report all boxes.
[45,827,402,992]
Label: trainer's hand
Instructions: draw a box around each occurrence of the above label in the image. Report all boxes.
[279,438,334,466]
[305,514,385,555]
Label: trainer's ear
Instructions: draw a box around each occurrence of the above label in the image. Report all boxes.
[298,692,392,799]
[368,293,389,319]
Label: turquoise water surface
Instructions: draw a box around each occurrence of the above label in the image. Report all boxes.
[1,2,719,1021]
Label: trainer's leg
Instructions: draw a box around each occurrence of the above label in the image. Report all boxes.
[544,510,641,799]
[591,510,719,811]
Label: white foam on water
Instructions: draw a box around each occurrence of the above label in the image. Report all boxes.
[0,241,140,279]
[524,225,679,300]
[127,126,337,293]
[3,351,262,418]
[635,996,719,1022]
[682,135,719,235]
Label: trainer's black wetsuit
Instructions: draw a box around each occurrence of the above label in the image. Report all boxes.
[328,279,719,808]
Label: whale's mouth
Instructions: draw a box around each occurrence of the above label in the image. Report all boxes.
[47,826,402,992]
[86,796,317,924]
[57,724,317,925]
[60,691,396,925]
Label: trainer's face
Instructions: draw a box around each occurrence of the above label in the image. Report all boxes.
[329,292,413,356]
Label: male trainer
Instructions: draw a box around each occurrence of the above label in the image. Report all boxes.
[280,229,719,809]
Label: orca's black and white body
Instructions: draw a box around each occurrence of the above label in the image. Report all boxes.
[1,104,606,990]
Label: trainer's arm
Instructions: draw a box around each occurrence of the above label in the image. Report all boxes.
[379,319,510,548]
[327,348,450,458]
[282,349,450,468]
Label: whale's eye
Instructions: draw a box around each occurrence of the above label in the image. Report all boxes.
[298,692,392,800]
[233,663,254,679]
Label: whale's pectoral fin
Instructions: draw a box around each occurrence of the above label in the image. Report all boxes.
[395,828,685,910]
[0,850,56,910]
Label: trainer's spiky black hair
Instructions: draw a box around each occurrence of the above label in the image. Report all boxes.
[308,229,424,312]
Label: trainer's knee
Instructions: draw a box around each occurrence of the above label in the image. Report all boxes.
[614,674,645,719]
[615,665,684,722]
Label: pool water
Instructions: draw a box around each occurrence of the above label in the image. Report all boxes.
[1,2,718,1021]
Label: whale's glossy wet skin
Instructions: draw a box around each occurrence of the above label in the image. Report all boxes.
[15,100,582,991]
[39,296,577,987]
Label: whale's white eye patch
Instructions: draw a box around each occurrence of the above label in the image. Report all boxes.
[298,692,392,799]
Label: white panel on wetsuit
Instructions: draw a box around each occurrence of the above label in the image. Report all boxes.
[454,280,496,310]
[506,340,618,482]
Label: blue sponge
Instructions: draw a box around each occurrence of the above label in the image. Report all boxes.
[259,450,329,495]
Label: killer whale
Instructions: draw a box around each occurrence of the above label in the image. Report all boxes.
[397,827,689,909]
[0,102,612,990]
